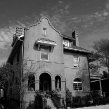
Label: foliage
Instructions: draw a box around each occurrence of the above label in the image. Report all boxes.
[66,89,109,108]
[47,90,62,108]
[93,39,109,71]
[0,63,21,109]
[66,88,72,107]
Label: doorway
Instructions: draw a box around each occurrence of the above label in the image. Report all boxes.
[39,73,51,91]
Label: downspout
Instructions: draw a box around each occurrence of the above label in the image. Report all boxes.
[19,36,24,109]
[87,54,91,94]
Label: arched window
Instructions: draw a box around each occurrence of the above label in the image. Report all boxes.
[55,76,61,91]
[28,74,35,91]
[73,78,82,91]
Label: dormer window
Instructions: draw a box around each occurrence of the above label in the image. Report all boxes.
[63,40,70,47]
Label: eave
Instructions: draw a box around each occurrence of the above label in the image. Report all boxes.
[64,46,91,54]
[62,34,75,41]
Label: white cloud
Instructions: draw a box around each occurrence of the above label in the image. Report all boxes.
[0,21,26,65]
[103,11,109,16]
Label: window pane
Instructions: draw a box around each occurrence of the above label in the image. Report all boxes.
[73,83,78,90]
[73,81,82,91]
[78,83,82,90]
[41,52,48,60]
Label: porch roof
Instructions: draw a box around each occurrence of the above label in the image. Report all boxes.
[35,38,57,46]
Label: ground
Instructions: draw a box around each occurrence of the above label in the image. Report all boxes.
[74,104,109,109]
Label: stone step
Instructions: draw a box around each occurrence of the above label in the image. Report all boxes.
[46,97,57,109]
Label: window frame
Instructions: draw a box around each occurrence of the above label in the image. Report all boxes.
[73,56,80,68]
[73,81,82,91]
[73,78,82,91]
[39,44,51,61]
[40,51,49,61]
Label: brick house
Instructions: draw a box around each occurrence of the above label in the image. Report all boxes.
[7,17,90,108]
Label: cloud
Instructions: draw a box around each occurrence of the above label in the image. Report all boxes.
[105,0,109,10]
[0,27,15,48]
[1,0,109,66]
[80,28,109,50]
[0,21,27,65]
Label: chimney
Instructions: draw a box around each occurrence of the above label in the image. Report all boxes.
[72,31,76,39]
[16,27,24,36]
[75,32,79,46]
[72,31,79,46]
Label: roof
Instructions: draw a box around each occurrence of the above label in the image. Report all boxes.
[64,45,90,54]
[62,34,75,40]
[29,17,76,41]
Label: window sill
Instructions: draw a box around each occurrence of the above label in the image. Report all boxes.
[40,59,49,62]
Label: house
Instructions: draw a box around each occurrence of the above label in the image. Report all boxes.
[7,17,91,108]
[89,59,109,97]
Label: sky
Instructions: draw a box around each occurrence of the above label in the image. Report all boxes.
[0,0,109,65]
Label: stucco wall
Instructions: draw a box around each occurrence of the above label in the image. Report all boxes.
[21,18,90,108]
[22,18,66,107]
[64,52,90,96]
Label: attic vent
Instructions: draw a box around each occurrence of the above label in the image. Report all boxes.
[43,27,47,30]
[43,27,47,36]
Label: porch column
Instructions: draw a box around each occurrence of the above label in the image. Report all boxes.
[35,80,39,91]
[52,80,55,90]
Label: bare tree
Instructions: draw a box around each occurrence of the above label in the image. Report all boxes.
[93,39,109,72]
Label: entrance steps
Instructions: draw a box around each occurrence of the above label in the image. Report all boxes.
[46,97,57,109]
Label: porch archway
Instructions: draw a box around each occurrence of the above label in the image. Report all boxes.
[39,73,51,91]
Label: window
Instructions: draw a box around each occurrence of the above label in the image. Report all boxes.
[40,45,51,61]
[55,76,61,91]
[73,56,79,67]
[40,52,49,60]
[73,78,82,91]
[63,40,70,47]
[28,75,35,91]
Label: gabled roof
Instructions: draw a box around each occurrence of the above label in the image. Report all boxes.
[7,17,90,63]
[29,17,75,41]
